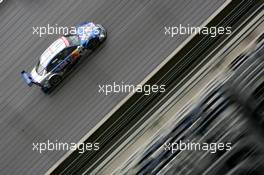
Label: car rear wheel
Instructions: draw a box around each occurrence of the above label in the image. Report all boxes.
[49,75,62,87]
[41,86,51,94]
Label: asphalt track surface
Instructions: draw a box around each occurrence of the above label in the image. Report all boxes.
[0,0,225,174]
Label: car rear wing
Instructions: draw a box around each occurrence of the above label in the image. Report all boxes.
[21,70,34,87]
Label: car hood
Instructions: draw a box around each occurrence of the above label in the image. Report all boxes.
[76,22,100,45]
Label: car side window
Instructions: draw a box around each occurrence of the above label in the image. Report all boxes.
[46,49,66,72]
[67,46,77,54]
[46,59,59,72]
[57,49,69,60]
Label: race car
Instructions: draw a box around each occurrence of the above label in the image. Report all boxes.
[21,22,106,93]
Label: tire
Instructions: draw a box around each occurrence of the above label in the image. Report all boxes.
[49,75,62,87]
[41,86,51,94]
[101,30,107,42]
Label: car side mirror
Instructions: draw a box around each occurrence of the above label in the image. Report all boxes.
[77,46,86,56]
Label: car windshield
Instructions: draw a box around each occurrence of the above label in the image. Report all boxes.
[66,35,80,46]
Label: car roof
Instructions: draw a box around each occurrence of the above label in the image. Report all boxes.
[40,37,70,67]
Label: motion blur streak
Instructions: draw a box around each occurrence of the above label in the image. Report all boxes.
[0,0,225,174]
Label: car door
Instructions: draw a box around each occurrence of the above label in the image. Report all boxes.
[46,49,69,73]
[47,46,78,73]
